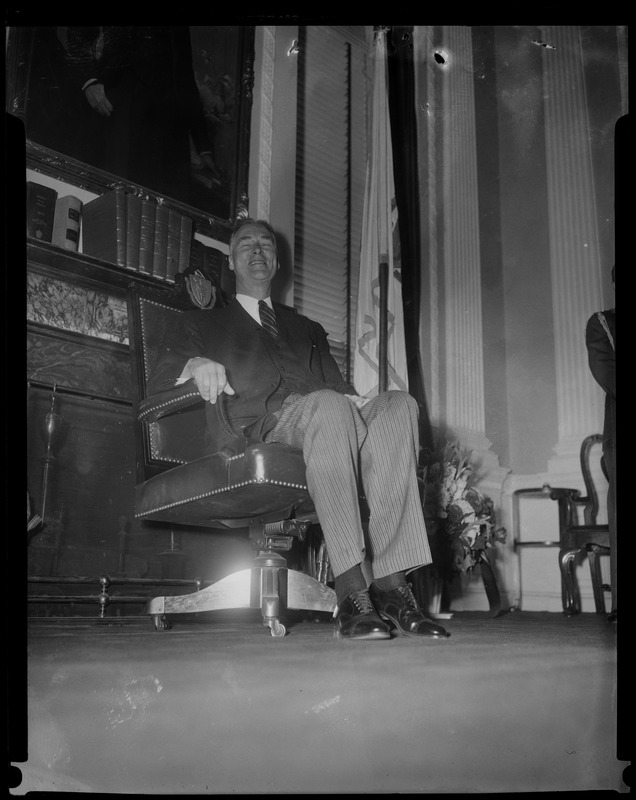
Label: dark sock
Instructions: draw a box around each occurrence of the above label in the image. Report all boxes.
[373,571,407,592]
[334,564,367,604]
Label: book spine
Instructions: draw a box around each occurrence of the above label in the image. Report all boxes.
[26,181,58,243]
[125,193,142,271]
[81,189,127,268]
[178,214,193,278]
[165,209,182,282]
[138,198,156,276]
[51,195,82,251]
[188,239,205,273]
[204,244,225,285]
[152,203,170,280]
[114,190,127,268]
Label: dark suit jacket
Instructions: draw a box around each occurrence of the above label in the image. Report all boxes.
[585,308,615,449]
[148,299,356,454]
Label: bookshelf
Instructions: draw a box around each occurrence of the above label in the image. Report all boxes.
[26,236,233,595]
[27,237,166,295]
[26,174,230,293]
[14,23,253,610]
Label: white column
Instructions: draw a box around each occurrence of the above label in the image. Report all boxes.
[441,26,491,459]
[540,25,604,475]
[415,26,511,612]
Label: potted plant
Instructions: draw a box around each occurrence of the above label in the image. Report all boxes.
[417,441,507,615]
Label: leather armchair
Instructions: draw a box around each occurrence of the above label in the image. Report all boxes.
[127,281,336,636]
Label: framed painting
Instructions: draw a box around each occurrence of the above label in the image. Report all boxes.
[7,26,255,240]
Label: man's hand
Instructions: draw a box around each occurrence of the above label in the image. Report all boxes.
[83,83,113,117]
[185,357,235,404]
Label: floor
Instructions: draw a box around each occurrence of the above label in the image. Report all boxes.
[10,609,628,795]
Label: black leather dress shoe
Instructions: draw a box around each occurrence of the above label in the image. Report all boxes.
[370,583,451,638]
[335,590,391,640]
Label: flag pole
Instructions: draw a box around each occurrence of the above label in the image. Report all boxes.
[354,26,408,400]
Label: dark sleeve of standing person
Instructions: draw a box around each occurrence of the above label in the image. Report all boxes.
[171,27,213,160]
[64,27,102,88]
[25,28,89,154]
[585,310,615,399]
[65,27,134,93]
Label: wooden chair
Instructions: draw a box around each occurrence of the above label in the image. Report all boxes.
[514,434,611,615]
[126,281,336,637]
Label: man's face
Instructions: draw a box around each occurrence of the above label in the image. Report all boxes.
[229,222,279,297]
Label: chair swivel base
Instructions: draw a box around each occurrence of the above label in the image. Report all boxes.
[145,551,337,637]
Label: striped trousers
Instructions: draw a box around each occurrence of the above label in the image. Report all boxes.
[265,389,432,579]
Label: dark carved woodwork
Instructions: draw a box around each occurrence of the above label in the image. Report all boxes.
[25,242,253,610]
[27,385,253,596]
[28,238,162,293]
[27,323,131,401]
[19,61,258,610]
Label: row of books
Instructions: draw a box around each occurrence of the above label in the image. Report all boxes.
[83,189,194,281]
[26,182,200,283]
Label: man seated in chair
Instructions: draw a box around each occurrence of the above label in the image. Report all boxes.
[148,218,450,641]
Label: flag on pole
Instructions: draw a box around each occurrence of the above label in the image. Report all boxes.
[353,27,409,399]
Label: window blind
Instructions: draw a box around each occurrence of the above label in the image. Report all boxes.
[294,26,366,381]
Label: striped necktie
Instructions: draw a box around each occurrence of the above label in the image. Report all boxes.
[258,300,278,337]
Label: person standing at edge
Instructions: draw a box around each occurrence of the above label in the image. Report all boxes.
[148,218,450,640]
[585,266,616,622]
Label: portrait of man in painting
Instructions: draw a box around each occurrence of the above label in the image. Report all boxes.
[11,26,253,225]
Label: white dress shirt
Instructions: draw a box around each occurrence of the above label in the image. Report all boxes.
[235,293,274,325]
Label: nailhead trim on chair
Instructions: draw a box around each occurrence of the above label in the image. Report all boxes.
[140,297,204,464]
[139,391,202,421]
[140,298,177,383]
[140,299,194,463]
[150,432,188,463]
[149,422,188,464]
[135,477,309,517]
[146,394,201,462]
[135,296,310,523]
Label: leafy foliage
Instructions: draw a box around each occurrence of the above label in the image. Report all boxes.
[420,441,506,578]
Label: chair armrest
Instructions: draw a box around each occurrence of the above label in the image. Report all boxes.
[513,484,586,538]
[512,486,553,498]
[138,379,203,422]
[543,485,588,530]
[513,484,583,502]
[545,486,583,503]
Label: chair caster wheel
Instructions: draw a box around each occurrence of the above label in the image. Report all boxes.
[267,619,286,638]
[152,614,171,631]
